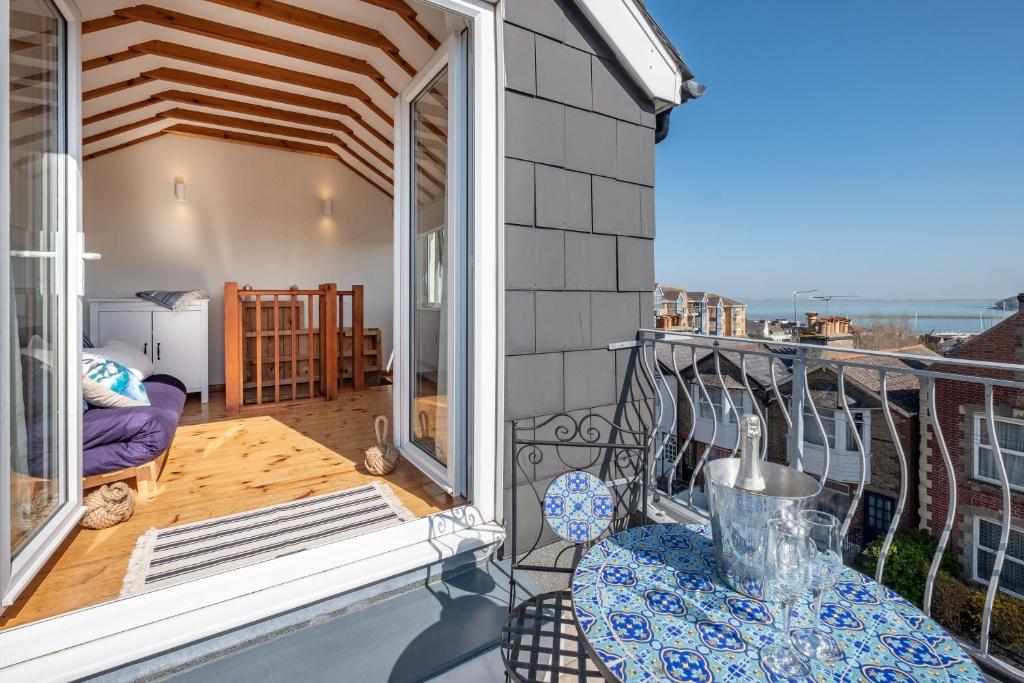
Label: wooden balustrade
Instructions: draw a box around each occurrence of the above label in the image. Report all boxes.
[224,282,370,411]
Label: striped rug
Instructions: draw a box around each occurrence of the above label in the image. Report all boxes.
[121,481,413,596]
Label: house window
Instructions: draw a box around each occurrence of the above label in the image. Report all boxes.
[803,408,869,452]
[675,296,684,315]
[973,416,1024,491]
[695,385,745,424]
[974,517,1024,598]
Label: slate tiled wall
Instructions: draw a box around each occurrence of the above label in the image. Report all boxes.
[502,0,659,540]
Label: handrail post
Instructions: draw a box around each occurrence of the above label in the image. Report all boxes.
[787,347,807,471]
[224,282,241,411]
[352,284,364,391]
[320,284,339,400]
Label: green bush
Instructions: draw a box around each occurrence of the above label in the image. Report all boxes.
[930,570,1024,656]
[862,528,959,607]
[863,530,1024,658]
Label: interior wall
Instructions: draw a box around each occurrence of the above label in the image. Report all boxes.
[83,134,394,386]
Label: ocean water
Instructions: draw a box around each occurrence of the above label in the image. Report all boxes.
[742,298,1013,334]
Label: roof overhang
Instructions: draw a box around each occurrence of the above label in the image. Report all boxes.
[571,0,687,112]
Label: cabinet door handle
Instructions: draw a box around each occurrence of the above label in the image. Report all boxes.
[143,342,148,356]
[157,342,161,360]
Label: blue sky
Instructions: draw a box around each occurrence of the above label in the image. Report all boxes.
[645,0,1023,300]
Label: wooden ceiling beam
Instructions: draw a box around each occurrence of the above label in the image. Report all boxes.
[83,75,151,101]
[82,15,135,34]
[158,108,392,184]
[110,5,397,98]
[163,123,392,197]
[152,90,394,169]
[83,96,161,126]
[83,114,165,146]
[84,131,167,160]
[164,122,336,157]
[357,0,439,50]
[205,0,417,77]
[335,156,393,199]
[143,67,393,149]
[155,89,343,130]
[158,107,335,145]
[83,47,142,72]
[127,40,394,125]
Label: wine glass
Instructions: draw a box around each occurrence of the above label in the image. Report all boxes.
[792,510,844,661]
[760,515,813,679]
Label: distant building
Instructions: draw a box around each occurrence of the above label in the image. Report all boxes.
[653,284,747,337]
[749,319,797,343]
[922,331,975,354]
[766,346,937,550]
[800,311,855,348]
[919,293,1024,596]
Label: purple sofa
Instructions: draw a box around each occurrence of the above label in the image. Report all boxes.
[82,374,187,476]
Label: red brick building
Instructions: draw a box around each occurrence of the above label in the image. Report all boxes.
[919,294,1024,596]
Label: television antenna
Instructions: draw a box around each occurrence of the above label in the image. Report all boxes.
[810,294,859,319]
[791,289,817,324]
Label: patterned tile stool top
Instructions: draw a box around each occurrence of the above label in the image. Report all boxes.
[543,471,614,543]
[570,523,984,682]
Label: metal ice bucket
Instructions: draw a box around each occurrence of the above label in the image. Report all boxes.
[705,458,819,601]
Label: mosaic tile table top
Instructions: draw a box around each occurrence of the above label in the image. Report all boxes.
[543,471,614,543]
[571,523,984,682]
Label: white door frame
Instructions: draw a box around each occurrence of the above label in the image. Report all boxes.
[0,0,502,677]
[0,0,85,609]
[394,31,469,497]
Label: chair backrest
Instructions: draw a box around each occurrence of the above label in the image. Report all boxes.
[507,411,650,581]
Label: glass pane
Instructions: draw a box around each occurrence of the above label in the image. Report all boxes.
[977,447,1024,488]
[803,408,836,448]
[9,0,66,556]
[410,67,449,466]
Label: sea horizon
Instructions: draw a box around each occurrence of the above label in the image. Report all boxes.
[736,297,1014,334]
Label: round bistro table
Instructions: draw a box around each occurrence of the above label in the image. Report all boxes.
[570,523,985,682]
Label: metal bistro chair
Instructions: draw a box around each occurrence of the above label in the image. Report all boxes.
[500,411,650,682]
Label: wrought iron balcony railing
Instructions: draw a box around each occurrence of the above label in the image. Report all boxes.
[612,328,1024,680]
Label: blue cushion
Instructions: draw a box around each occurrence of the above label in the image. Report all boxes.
[82,353,150,407]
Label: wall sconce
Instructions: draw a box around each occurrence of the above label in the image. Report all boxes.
[174,177,186,202]
[322,198,333,217]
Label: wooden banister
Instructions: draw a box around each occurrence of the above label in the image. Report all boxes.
[352,285,364,391]
[224,282,368,410]
[224,281,242,411]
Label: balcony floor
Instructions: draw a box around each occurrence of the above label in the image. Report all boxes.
[1,385,459,630]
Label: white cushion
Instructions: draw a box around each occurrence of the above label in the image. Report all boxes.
[93,340,155,378]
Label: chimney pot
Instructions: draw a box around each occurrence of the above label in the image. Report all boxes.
[1017,292,1024,304]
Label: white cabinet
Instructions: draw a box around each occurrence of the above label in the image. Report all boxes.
[90,299,209,402]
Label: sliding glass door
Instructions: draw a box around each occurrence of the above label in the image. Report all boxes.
[396,33,467,496]
[2,0,81,606]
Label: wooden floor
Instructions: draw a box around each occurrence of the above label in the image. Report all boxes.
[0,385,459,631]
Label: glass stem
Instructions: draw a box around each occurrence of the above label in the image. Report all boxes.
[812,586,823,630]
[782,599,794,647]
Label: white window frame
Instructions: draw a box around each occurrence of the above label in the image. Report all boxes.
[395,31,468,496]
[972,516,1024,600]
[0,0,503,678]
[692,384,746,425]
[414,225,445,310]
[972,414,1024,492]
[803,408,870,454]
[1,0,85,610]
